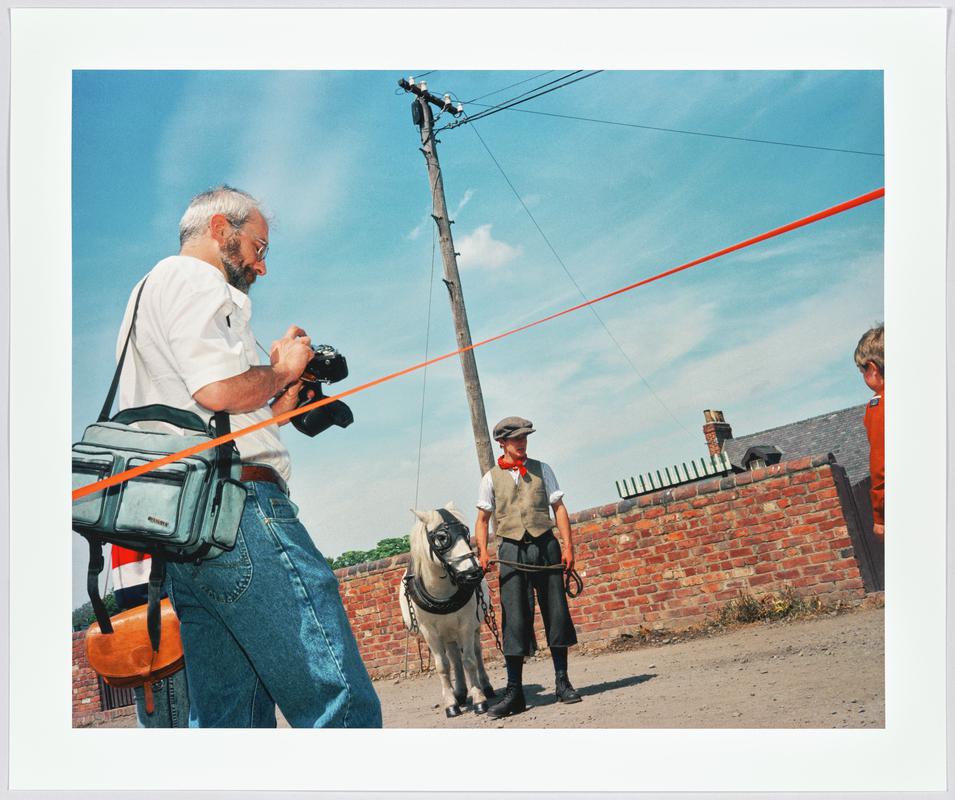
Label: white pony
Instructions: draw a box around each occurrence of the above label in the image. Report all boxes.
[398,502,495,717]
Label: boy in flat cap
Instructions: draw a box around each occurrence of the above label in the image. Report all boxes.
[475,416,581,718]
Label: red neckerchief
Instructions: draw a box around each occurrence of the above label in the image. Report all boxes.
[498,454,527,477]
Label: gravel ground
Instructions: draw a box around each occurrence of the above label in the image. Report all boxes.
[367,606,885,729]
[94,606,884,729]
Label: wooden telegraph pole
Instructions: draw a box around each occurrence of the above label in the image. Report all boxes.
[399,76,494,477]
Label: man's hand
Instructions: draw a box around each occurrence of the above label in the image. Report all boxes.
[270,379,314,423]
[553,500,575,572]
[872,523,885,541]
[561,544,575,572]
[478,546,492,572]
[270,325,313,385]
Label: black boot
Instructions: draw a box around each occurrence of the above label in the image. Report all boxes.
[487,684,527,719]
[555,671,582,704]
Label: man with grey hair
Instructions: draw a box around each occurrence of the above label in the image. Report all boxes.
[113,185,382,728]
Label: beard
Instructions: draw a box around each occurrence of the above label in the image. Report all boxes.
[220,235,257,294]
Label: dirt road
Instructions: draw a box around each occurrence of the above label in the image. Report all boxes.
[370,606,884,729]
[97,607,883,729]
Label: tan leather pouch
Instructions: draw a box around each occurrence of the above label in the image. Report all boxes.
[85,598,184,713]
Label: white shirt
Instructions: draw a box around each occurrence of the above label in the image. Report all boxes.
[116,255,291,480]
[476,460,564,512]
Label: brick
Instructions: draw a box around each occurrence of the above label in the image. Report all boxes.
[785,456,813,471]
[780,555,810,569]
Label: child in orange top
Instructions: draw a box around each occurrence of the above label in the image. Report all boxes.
[854,325,884,540]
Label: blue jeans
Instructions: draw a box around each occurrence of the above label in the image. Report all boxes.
[165,481,382,728]
[134,668,190,728]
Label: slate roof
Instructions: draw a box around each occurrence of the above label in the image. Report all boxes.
[722,404,870,484]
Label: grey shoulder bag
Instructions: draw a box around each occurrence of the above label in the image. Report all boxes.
[72,277,248,650]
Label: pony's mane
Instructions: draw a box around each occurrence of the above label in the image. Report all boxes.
[408,505,466,575]
[408,515,432,575]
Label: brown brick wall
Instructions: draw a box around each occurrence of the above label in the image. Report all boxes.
[336,453,866,678]
[72,630,101,715]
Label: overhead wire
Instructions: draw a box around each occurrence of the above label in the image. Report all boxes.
[437,71,604,132]
[414,193,440,510]
[465,117,701,449]
[463,104,884,157]
[436,71,582,127]
[463,71,555,104]
[465,70,583,113]
[444,71,596,129]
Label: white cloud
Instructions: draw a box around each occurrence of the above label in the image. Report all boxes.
[153,73,357,238]
[405,189,473,241]
[406,213,431,241]
[451,188,474,219]
[456,224,522,270]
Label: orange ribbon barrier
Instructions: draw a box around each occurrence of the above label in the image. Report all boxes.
[73,187,884,502]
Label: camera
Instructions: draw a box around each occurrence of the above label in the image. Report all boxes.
[291,344,354,438]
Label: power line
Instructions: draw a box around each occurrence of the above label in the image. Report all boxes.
[444,71,582,128]
[466,118,701,449]
[414,215,439,510]
[464,104,884,157]
[439,71,603,132]
[463,71,555,104]
[447,71,595,129]
[472,70,582,111]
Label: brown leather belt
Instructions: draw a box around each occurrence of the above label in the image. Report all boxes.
[240,464,288,496]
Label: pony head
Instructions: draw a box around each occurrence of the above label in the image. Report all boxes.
[409,502,482,587]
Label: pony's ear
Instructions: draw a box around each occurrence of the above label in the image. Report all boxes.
[411,509,431,524]
[444,500,459,513]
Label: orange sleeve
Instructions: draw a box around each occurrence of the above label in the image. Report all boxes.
[864,398,885,525]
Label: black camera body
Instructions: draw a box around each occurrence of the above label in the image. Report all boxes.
[292,344,354,438]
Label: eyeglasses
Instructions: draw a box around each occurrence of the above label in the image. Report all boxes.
[231,224,269,262]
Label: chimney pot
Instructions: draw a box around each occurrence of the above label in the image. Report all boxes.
[702,410,733,456]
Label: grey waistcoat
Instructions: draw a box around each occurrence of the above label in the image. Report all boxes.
[491,459,554,541]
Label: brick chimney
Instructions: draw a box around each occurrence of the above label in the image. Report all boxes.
[703,409,733,456]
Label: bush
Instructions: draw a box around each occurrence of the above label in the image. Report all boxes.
[718,587,822,626]
[327,536,410,571]
[72,592,119,631]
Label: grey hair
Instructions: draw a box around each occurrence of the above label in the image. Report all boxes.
[178,185,262,246]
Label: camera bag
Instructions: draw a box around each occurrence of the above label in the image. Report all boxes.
[72,276,248,656]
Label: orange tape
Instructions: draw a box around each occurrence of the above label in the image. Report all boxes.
[73,187,884,502]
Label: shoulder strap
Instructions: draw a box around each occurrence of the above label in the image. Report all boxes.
[146,556,166,653]
[212,411,233,480]
[82,534,113,634]
[99,277,149,423]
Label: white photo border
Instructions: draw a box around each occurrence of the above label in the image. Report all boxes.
[6,5,949,795]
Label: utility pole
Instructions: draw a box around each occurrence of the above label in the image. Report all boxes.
[399,76,494,477]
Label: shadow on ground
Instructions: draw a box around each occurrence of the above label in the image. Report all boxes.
[521,672,656,706]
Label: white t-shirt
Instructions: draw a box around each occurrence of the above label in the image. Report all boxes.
[116,255,291,480]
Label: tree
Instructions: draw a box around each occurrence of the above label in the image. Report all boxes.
[72,592,118,631]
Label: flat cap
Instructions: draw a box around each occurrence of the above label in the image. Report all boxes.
[493,416,536,440]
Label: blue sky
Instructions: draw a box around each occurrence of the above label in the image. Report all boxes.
[72,70,884,607]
